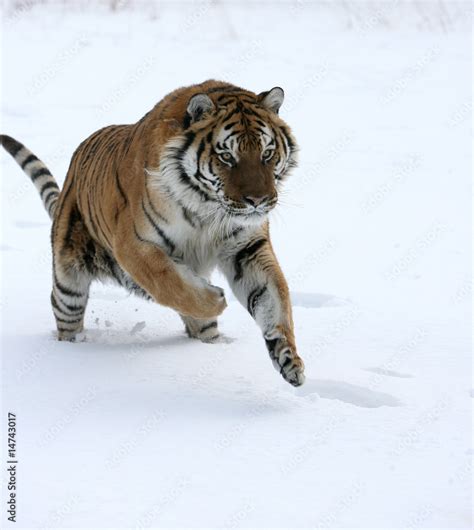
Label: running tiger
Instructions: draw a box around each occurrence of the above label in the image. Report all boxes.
[1,80,305,386]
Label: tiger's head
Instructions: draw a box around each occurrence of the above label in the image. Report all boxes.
[162,86,298,225]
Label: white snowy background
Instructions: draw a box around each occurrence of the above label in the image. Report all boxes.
[1,1,472,528]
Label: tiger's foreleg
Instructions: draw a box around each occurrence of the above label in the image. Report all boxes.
[218,232,305,386]
[114,224,226,320]
[179,271,220,343]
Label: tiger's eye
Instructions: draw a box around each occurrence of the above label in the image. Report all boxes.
[262,149,273,160]
[220,152,234,164]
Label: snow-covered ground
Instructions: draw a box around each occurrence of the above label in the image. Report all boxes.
[1,2,472,528]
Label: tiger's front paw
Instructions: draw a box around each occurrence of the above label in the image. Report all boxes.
[265,333,305,387]
[180,281,226,320]
[175,264,227,319]
[191,284,227,319]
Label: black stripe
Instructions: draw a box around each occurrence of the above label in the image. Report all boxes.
[200,321,217,334]
[279,126,296,152]
[141,200,176,254]
[47,197,58,216]
[40,180,59,198]
[115,168,128,206]
[221,130,240,144]
[51,292,85,315]
[223,120,239,130]
[31,167,52,181]
[196,138,206,162]
[224,107,242,121]
[234,238,267,281]
[100,250,123,284]
[55,315,83,325]
[145,183,168,223]
[254,127,267,137]
[61,207,81,253]
[195,170,215,185]
[83,239,96,274]
[54,274,84,298]
[178,201,197,228]
[133,224,156,246]
[43,189,58,206]
[182,113,192,130]
[247,285,267,316]
[21,154,37,169]
[178,131,196,160]
[265,338,278,357]
[51,292,67,315]
[242,106,261,117]
[134,224,184,263]
[57,326,81,334]
[178,168,215,203]
[215,96,239,106]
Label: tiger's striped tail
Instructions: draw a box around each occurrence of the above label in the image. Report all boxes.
[0,135,60,219]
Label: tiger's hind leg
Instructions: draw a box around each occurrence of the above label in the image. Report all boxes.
[180,314,220,343]
[51,263,91,342]
[51,203,94,342]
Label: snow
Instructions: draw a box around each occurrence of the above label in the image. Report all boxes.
[1,2,471,528]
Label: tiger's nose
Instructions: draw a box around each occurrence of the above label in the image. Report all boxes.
[243,195,269,207]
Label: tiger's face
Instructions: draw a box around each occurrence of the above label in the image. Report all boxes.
[171,87,297,224]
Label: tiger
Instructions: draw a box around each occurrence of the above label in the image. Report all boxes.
[1,79,305,386]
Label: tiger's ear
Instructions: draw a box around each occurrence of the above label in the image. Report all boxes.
[186,93,215,124]
[258,87,284,114]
